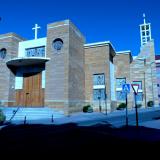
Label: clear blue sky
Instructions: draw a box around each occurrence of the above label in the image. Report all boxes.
[0,0,160,56]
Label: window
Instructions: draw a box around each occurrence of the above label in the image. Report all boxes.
[93,89,106,101]
[25,46,45,57]
[0,48,7,59]
[116,91,126,101]
[116,78,126,88]
[136,93,143,101]
[116,78,126,101]
[53,38,63,51]
[93,74,105,85]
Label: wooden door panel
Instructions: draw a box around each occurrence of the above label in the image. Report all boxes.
[16,72,44,107]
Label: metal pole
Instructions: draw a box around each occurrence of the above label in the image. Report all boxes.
[125,92,128,127]
[99,97,101,112]
[135,93,139,128]
[105,93,107,115]
[98,97,100,112]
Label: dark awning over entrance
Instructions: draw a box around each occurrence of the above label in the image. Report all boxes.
[6,57,50,67]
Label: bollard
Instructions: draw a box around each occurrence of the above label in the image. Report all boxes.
[24,116,26,125]
[51,114,54,123]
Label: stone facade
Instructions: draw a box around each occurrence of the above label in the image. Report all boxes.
[113,51,133,108]
[0,20,159,114]
[84,42,116,112]
[0,33,25,106]
[45,20,85,115]
[130,40,159,108]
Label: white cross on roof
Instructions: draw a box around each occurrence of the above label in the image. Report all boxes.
[32,24,41,40]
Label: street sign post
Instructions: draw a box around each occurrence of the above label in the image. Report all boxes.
[122,84,130,93]
[131,84,139,128]
[122,84,130,127]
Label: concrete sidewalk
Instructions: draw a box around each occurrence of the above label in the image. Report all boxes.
[140,120,160,129]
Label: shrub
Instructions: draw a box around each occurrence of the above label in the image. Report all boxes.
[83,105,93,113]
[137,104,142,108]
[117,103,127,110]
[147,101,154,107]
[0,109,6,124]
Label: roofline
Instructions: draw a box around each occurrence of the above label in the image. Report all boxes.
[0,32,26,41]
[116,50,131,55]
[84,41,110,47]
[84,40,116,51]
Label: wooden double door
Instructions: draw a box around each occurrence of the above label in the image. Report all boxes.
[16,72,44,107]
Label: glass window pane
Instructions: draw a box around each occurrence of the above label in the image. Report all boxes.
[37,47,45,57]
[25,46,45,57]
[136,93,143,101]
[93,89,106,100]
[116,91,126,101]
[93,74,105,85]
[116,78,126,88]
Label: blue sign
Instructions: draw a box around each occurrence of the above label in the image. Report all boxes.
[122,84,130,93]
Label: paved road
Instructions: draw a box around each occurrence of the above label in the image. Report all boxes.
[54,107,160,128]
[1,107,160,129]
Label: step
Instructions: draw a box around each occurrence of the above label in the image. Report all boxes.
[0,107,65,121]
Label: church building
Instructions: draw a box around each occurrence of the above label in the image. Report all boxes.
[0,15,159,115]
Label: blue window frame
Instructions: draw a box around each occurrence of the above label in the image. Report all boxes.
[25,46,45,57]
[93,74,105,85]
[116,78,126,88]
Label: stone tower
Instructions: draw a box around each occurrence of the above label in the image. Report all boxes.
[45,20,85,115]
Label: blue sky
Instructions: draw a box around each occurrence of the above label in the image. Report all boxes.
[0,0,160,56]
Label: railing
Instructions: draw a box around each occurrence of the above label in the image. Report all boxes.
[9,106,20,122]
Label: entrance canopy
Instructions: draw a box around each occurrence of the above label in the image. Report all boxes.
[6,57,50,67]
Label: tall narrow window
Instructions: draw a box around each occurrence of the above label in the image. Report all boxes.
[93,73,106,101]
[116,78,126,101]
[0,48,7,59]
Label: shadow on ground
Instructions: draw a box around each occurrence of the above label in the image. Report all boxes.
[0,123,160,156]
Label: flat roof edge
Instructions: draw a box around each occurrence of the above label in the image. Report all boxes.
[116,50,131,55]
[84,41,110,48]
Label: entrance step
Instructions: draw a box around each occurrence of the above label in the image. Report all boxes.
[0,107,64,122]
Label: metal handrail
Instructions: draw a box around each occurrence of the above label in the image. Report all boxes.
[9,106,20,121]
